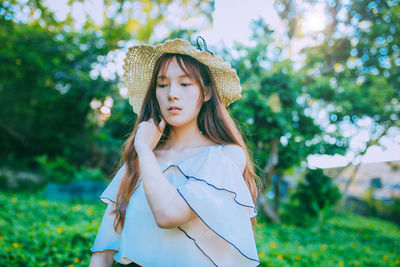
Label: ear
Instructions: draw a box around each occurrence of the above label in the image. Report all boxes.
[203,86,212,102]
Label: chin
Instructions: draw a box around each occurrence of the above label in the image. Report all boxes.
[165,116,195,128]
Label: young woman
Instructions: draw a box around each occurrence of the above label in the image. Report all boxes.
[89,37,261,267]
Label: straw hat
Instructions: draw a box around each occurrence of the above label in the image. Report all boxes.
[122,37,242,114]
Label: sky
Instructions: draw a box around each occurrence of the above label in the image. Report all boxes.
[42,0,400,168]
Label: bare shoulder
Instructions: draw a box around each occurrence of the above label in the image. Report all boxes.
[221,144,246,174]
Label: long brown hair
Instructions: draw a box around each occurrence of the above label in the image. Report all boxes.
[111,53,261,234]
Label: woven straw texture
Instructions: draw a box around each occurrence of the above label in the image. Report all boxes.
[122,39,242,114]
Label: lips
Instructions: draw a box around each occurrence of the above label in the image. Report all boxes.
[168,106,182,110]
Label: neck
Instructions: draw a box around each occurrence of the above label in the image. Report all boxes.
[163,120,209,151]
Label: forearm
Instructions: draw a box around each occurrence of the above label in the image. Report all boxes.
[89,251,115,267]
[136,145,184,227]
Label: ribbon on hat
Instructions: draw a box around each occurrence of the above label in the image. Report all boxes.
[196,36,214,55]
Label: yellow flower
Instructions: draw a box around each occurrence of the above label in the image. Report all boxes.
[312,252,318,258]
[294,240,299,246]
[395,259,399,264]
[0,236,3,241]
[56,227,63,233]
[68,265,74,267]
[269,241,278,248]
[72,204,81,211]
[277,254,283,260]
[74,258,80,263]
[259,252,265,258]
[87,207,94,215]
[350,242,358,248]
[12,197,18,203]
[295,255,301,260]
[339,261,344,267]
[12,242,19,248]
[364,247,371,252]
[320,244,328,251]
[353,262,360,266]
[383,255,388,261]
[40,262,45,266]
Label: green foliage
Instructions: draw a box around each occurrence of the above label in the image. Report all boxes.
[256,213,400,266]
[35,155,76,184]
[360,187,400,225]
[0,191,103,266]
[0,0,214,176]
[300,0,400,143]
[2,191,399,266]
[35,155,105,184]
[224,20,347,174]
[282,169,341,226]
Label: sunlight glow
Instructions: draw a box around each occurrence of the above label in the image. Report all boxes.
[302,4,327,33]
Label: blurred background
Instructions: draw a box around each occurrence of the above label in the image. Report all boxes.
[0,0,399,266]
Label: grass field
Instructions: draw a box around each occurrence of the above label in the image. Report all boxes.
[1,191,399,266]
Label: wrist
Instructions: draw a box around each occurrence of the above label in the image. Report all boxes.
[135,144,152,155]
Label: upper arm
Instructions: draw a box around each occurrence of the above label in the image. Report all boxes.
[221,144,246,174]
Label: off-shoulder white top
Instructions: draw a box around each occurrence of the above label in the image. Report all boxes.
[90,144,260,266]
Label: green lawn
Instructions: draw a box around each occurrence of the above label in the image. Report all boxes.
[1,191,399,266]
[255,213,400,266]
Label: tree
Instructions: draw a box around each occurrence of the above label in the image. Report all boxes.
[272,0,399,210]
[0,0,214,173]
[221,19,347,222]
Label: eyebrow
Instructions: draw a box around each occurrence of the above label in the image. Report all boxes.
[157,75,191,80]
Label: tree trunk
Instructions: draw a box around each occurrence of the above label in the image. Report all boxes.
[258,191,280,223]
[274,172,281,212]
[337,162,362,211]
[258,138,280,223]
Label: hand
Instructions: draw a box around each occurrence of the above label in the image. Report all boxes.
[134,117,166,152]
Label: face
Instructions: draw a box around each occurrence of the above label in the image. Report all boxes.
[155,56,204,127]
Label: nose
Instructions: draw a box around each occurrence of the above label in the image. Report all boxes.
[168,82,180,102]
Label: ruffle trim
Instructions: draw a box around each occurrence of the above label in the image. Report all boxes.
[166,164,258,218]
[171,164,260,266]
[95,156,259,266]
[176,227,219,266]
[176,190,260,266]
[89,247,143,267]
[99,158,258,218]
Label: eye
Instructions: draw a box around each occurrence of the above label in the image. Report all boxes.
[157,84,168,88]
[181,83,192,87]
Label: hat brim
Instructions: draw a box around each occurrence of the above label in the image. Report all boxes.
[122,39,242,114]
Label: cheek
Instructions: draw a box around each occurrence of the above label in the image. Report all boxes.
[191,88,202,109]
[155,90,164,106]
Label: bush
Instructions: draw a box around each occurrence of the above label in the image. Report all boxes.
[282,168,341,227]
[35,155,105,184]
[35,155,76,184]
